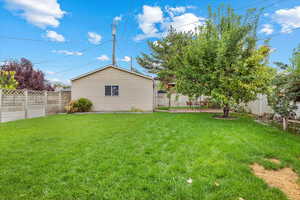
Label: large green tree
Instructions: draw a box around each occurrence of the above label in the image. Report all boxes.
[137,28,193,107]
[268,45,300,130]
[176,7,275,117]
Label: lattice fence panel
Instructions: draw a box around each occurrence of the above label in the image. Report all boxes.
[28,90,45,106]
[1,89,25,111]
[1,89,71,122]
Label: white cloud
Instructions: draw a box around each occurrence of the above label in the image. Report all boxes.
[97,54,109,61]
[264,13,270,17]
[46,71,56,75]
[4,0,65,28]
[45,30,65,42]
[52,50,83,56]
[114,15,122,22]
[88,32,102,44]
[135,5,204,40]
[121,56,131,62]
[259,24,274,35]
[273,6,300,33]
[134,5,164,41]
[270,48,277,53]
[165,6,196,17]
[163,13,205,33]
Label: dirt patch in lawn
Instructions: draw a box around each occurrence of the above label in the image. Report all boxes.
[213,115,238,120]
[251,163,300,200]
[267,158,281,165]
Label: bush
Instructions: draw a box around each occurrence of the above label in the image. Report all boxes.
[66,98,92,113]
[130,107,144,112]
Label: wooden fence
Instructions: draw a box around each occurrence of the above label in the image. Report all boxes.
[0,89,71,123]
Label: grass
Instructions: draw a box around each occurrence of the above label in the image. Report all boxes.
[1,113,300,200]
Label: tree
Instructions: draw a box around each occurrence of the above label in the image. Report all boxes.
[1,58,54,91]
[0,71,18,89]
[176,7,275,117]
[137,28,193,107]
[268,45,300,130]
[52,82,71,91]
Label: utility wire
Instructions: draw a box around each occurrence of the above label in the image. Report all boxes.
[46,40,113,75]
[168,0,283,31]
[33,40,112,65]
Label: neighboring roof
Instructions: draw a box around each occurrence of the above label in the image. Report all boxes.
[71,65,153,81]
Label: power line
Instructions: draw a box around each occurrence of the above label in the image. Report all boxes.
[33,39,112,65]
[52,60,100,75]
[259,26,300,41]
[167,0,283,31]
[0,35,88,44]
[0,35,50,42]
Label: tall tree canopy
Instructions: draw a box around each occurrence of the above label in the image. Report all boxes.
[138,6,275,117]
[1,58,53,91]
[137,28,193,107]
[176,7,275,117]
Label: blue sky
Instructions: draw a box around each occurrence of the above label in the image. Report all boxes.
[1,0,300,84]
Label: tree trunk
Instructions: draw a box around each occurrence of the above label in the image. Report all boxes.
[223,105,230,118]
[168,96,171,108]
[282,117,288,131]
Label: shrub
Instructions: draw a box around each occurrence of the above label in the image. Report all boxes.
[66,98,92,113]
[130,107,144,112]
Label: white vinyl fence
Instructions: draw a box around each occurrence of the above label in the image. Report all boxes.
[244,94,300,118]
[156,93,191,107]
[0,89,71,123]
[156,92,300,117]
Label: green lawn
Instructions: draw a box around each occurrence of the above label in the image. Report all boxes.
[1,113,300,200]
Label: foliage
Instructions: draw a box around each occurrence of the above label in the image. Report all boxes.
[66,98,93,113]
[1,113,300,199]
[268,45,300,129]
[1,58,54,91]
[137,28,193,107]
[52,82,71,91]
[130,107,144,112]
[0,71,18,89]
[175,7,275,117]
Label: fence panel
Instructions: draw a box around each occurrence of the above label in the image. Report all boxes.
[1,90,26,122]
[0,89,71,123]
[27,90,46,119]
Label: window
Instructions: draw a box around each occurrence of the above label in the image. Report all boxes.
[112,85,119,96]
[105,85,119,96]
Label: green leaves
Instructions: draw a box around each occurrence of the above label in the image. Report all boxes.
[0,71,18,89]
[176,7,274,109]
[268,47,300,118]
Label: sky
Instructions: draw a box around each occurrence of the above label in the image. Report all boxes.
[0,0,300,84]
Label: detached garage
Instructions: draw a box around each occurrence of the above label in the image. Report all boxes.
[71,65,154,112]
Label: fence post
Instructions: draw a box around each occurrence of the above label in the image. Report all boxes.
[44,91,48,116]
[0,89,2,123]
[58,91,62,113]
[24,89,28,119]
[259,94,263,116]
